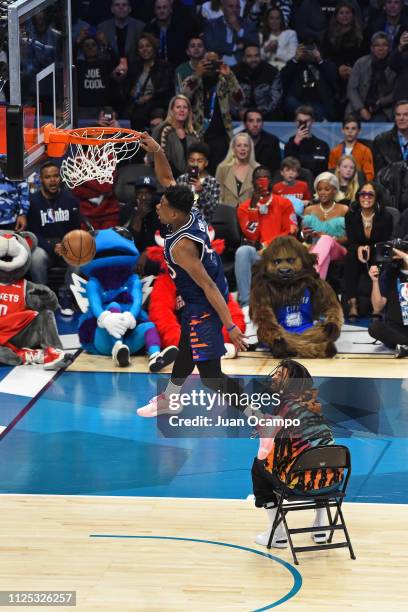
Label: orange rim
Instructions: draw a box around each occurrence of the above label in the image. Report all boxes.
[43,123,143,147]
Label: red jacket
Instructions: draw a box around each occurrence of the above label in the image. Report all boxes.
[237,195,296,246]
[272,180,311,202]
[73,179,120,230]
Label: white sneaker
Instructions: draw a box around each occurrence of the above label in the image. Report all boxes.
[312,509,328,543]
[241,306,258,343]
[222,342,238,359]
[245,318,258,341]
[112,341,130,367]
[137,392,183,417]
[255,527,288,548]
[22,347,66,370]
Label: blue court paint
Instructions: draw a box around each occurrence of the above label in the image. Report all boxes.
[0,370,406,502]
[0,360,72,441]
[0,392,30,427]
[0,366,12,384]
[89,534,303,610]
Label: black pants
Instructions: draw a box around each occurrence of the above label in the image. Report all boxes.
[252,457,289,508]
[368,319,408,349]
[171,329,243,410]
[343,251,368,301]
[204,132,229,176]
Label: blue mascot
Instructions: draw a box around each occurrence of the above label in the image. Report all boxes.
[75,227,178,370]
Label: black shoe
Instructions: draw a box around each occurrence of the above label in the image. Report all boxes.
[395,345,408,359]
[149,346,179,373]
[112,342,130,367]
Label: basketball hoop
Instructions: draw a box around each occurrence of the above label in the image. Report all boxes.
[43,124,143,188]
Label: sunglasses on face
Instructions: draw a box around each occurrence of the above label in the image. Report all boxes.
[359,192,375,198]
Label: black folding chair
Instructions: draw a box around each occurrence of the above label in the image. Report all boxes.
[267,445,356,565]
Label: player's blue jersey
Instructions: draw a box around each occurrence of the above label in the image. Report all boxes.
[164,209,228,313]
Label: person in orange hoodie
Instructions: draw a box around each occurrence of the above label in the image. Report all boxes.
[234,166,297,339]
[328,115,374,180]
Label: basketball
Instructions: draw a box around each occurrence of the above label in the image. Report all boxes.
[60,230,96,266]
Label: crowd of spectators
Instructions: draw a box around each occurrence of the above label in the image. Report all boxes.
[2,0,408,352]
[69,0,408,125]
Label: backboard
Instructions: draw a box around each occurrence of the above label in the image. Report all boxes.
[2,0,73,179]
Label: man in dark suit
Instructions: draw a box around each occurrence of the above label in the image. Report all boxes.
[203,0,258,66]
[232,45,282,120]
[243,109,281,176]
[373,99,408,172]
[97,0,145,62]
[144,0,201,70]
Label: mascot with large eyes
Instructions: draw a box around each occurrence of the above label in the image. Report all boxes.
[250,236,343,358]
[74,226,178,370]
[0,230,66,368]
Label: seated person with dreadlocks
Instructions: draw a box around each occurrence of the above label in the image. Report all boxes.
[251,359,343,548]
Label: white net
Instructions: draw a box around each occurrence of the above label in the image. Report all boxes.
[59,129,141,188]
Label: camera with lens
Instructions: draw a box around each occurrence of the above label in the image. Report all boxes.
[374,239,408,263]
[209,59,223,70]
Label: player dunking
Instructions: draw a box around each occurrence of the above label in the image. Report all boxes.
[137,135,249,417]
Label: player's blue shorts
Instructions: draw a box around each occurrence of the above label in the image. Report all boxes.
[182,309,225,362]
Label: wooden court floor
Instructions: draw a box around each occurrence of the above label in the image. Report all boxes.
[68,351,407,379]
[0,495,406,611]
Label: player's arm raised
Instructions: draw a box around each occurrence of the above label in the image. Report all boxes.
[172,238,248,352]
[139,133,176,187]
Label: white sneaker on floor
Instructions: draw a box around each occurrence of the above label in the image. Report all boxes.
[312,517,328,543]
[137,392,183,417]
[222,342,238,359]
[255,527,288,549]
[22,347,66,370]
[245,318,258,341]
[112,341,130,367]
[241,305,258,343]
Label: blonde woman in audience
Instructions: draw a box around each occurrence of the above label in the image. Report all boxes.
[152,94,200,178]
[216,132,259,207]
[334,154,361,206]
[259,6,298,71]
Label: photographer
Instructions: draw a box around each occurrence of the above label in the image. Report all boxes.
[368,244,408,356]
[176,143,221,224]
[181,51,244,173]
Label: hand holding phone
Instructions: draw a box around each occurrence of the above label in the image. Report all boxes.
[295,120,309,144]
[188,166,199,183]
